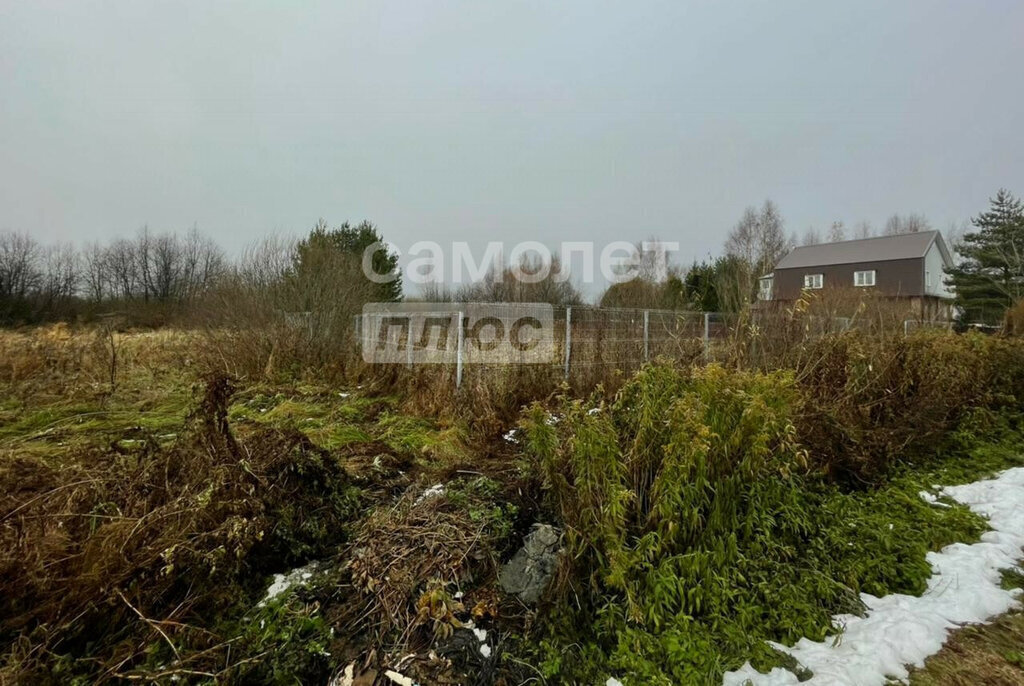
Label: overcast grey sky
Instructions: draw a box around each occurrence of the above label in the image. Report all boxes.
[2,1,1022,284]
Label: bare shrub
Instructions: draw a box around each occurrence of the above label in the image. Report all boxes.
[196,234,374,383]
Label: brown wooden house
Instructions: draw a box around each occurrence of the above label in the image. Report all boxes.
[758,231,955,318]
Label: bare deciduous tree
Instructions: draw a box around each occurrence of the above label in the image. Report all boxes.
[884,213,931,235]
[40,244,78,301]
[723,199,790,306]
[827,221,846,243]
[0,231,42,301]
[181,228,225,300]
[801,226,822,246]
[106,238,139,300]
[455,253,581,306]
[82,242,108,302]
[853,221,874,239]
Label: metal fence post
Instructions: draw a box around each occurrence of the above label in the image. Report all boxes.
[563,306,572,378]
[455,311,464,389]
[643,309,650,362]
[703,312,711,360]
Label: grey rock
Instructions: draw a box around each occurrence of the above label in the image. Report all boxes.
[499,523,563,604]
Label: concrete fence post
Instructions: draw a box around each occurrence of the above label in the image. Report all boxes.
[406,316,414,369]
[703,312,711,360]
[455,311,464,389]
[563,306,572,378]
[643,309,650,362]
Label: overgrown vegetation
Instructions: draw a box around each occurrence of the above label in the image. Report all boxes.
[0,374,364,683]
[2,320,1024,684]
[515,333,1024,684]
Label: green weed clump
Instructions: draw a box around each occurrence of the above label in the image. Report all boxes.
[519,363,1002,685]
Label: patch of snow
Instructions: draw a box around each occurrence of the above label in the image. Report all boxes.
[480,643,492,658]
[503,428,519,444]
[415,483,446,505]
[587,407,601,416]
[919,490,951,508]
[338,392,351,398]
[258,561,321,606]
[473,627,487,642]
[724,466,1024,686]
[606,679,624,686]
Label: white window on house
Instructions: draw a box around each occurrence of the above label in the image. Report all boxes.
[803,273,824,289]
[758,276,773,300]
[926,271,932,289]
[854,270,876,287]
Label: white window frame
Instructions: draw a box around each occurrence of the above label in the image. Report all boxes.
[758,276,773,301]
[854,270,876,287]
[803,273,824,290]
[925,270,932,289]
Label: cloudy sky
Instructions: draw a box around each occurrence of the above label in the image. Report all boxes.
[2,1,1022,293]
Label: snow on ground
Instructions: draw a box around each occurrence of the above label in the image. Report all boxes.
[723,466,1024,686]
[918,490,951,508]
[259,561,321,606]
[414,483,446,505]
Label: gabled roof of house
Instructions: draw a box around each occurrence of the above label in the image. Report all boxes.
[774,230,951,270]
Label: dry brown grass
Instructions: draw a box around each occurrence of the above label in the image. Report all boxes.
[0,324,198,404]
[1006,299,1024,337]
[909,611,1024,685]
[0,375,360,683]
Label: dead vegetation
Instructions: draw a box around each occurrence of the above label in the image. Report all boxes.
[0,373,361,683]
[909,611,1024,685]
[0,325,530,684]
[2,311,1024,684]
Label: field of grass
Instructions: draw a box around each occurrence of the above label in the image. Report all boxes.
[1,324,1023,685]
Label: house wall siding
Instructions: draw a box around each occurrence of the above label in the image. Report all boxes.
[924,242,954,298]
[772,258,925,300]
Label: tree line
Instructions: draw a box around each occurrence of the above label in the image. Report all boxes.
[2,189,1021,325]
[0,228,226,322]
[0,222,399,325]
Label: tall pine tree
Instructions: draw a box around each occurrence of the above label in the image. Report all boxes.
[947,189,1024,324]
